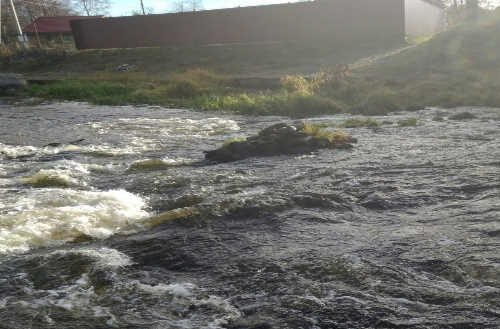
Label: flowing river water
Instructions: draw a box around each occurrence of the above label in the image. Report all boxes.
[0,101,499,329]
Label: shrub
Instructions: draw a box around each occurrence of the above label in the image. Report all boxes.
[356,88,403,115]
[165,80,206,98]
[280,75,314,94]
[398,118,419,127]
[341,118,381,128]
[301,122,351,144]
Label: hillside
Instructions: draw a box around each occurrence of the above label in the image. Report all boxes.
[356,9,500,108]
[3,9,500,117]
[0,41,397,79]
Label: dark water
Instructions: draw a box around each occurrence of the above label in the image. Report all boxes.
[0,101,500,329]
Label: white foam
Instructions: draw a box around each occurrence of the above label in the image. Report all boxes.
[134,281,241,328]
[0,142,138,159]
[129,156,193,170]
[0,178,12,187]
[18,160,92,187]
[89,117,240,138]
[0,142,39,158]
[48,247,133,269]
[19,273,117,325]
[136,282,196,297]
[0,189,150,253]
[196,296,242,328]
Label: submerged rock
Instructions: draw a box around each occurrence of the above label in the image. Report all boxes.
[43,138,85,148]
[449,112,477,120]
[205,122,357,163]
[0,74,27,91]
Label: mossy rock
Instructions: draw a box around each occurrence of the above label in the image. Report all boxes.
[204,122,356,163]
[449,112,477,120]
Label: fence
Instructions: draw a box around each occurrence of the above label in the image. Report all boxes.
[71,0,405,50]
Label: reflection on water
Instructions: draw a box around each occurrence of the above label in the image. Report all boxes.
[0,102,500,328]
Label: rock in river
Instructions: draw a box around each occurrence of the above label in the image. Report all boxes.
[205,122,357,163]
[0,74,27,91]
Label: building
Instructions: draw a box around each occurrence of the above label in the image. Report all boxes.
[70,0,406,50]
[24,16,100,45]
[405,0,446,37]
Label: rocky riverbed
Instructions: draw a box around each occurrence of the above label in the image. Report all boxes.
[0,101,499,328]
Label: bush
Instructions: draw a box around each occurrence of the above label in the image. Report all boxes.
[398,118,418,127]
[341,118,381,128]
[281,75,314,94]
[165,80,206,98]
[356,88,402,115]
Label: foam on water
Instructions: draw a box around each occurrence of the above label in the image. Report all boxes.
[0,189,150,253]
[129,157,193,171]
[135,282,197,297]
[0,142,144,159]
[133,281,241,328]
[90,117,240,138]
[17,273,117,326]
[18,160,92,188]
[0,142,88,158]
[47,247,134,269]
[0,142,39,158]
[197,296,242,329]
[19,170,80,187]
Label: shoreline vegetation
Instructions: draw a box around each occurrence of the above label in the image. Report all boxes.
[2,9,500,117]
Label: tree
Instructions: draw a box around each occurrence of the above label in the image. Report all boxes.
[131,7,155,15]
[171,0,203,12]
[188,0,203,11]
[442,0,499,8]
[140,0,146,15]
[71,0,110,16]
[172,0,185,12]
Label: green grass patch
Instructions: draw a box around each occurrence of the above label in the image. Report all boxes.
[398,118,419,127]
[301,122,351,144]
[191,91,345,117]
[341,118,381,128]
[223,137,247,147]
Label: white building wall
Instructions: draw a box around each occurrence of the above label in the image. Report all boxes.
[405,0,445,36]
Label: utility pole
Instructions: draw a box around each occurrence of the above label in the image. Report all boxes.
[9,0,24,41]
[0,0,2,44]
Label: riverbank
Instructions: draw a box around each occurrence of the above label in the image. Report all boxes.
[3,9,500,117]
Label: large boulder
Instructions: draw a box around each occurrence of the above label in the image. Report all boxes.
[0,74,27,91]
[205,122,357,163]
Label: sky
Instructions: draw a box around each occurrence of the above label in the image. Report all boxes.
[109,0,299,17]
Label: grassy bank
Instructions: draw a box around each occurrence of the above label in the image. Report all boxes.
[0,40,395,78]
[9,9,500,116]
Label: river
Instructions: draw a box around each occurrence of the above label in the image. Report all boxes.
[0,101,499,329]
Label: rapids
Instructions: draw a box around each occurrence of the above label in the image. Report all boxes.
[0,101,499,328]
